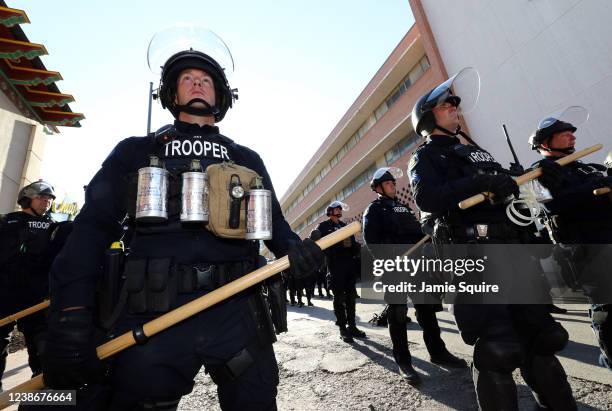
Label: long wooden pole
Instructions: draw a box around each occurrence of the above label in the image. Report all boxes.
[458,144,603,210]
[0,222,362,409]
[593,187,611,196]
[0,300,49,327]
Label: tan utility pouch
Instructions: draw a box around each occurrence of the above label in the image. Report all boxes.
[206,161,261,239]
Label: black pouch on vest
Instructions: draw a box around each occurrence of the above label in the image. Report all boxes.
[125,259,147,314]
[147,258,176,313]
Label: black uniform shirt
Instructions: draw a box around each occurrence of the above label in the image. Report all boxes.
[408,135,509,225]
[316,219,358,260]
[534,159,612,224]
[362,196,422,246]
[50,120,300,309]
[0,211,54,287]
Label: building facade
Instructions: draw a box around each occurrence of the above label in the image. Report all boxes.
[0,2,83,214]
[279,0,611,243]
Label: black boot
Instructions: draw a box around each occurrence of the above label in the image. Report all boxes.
[430,350,468,368]
[339,326,354,343]
[307,300,314,307]
[398,362,422,385]
[348,324,366,338]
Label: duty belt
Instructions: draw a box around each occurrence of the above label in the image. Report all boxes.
[175,260,254,293]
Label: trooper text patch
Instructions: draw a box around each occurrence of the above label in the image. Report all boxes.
[28,221,51,229]
[163,136,230,160]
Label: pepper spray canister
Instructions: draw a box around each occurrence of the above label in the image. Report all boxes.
[136,155,169,222]
[181,159,209,223]
[246,176,272,240]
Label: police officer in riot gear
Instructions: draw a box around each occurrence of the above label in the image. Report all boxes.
[530,107,612,371]
[0,180,56,388]
[42,26,322,410]
[408,68,576,410]
[316,201,365,343]
[363,168,467,385]
[310,229,332,299]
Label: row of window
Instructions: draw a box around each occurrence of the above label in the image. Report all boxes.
[297,164,377,233]
[384,132,422,165]
[287,55,430,226]
[295,131,423,235]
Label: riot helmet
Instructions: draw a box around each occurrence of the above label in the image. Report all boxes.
[529,106,588,154]
[326,200,349,216]
[148,24,237,122]
[18,180,55,209]
[370,167,403,191]
[412,67,480,137]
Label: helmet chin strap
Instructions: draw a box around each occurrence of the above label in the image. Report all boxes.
[434,124,486,151]
[175,98,220,117]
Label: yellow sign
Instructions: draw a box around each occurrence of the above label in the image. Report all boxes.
[51,201,79,216]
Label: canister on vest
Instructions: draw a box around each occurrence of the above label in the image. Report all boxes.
[206,161,260,239]
[136,156,169,223]
[181,159,209,223]
[246,176,272,240]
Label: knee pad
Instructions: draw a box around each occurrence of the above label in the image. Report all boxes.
[387,304,408,326]
[532,323,569,355]
[473,339,522,374]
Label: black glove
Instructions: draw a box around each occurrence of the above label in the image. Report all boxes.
[475,174,519,202]
[287,238,324,280]
[43,309,106,389]
[537,159,565,190]
[597,175,612,188]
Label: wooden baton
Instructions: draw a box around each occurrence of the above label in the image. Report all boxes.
[0,300,50,328]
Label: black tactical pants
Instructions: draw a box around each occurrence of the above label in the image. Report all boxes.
[0,292,47,380]
[102,292,278,410]
[387,303,446,365]
[329,258,357,327]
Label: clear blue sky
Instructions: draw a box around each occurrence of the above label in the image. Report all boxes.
[10,1,415,204]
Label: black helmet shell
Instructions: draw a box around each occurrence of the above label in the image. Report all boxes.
[18,180,55,208]
[159,50,234,121]
[529,120,577,150]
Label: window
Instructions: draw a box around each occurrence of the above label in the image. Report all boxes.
[375,103,388,120]
[385,147,400,165]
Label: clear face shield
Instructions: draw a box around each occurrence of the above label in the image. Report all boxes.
[537,105,589,131]
[329,201,349,212]
[426,67,481,114]
[372,167,403,181]
[147,24,235,79]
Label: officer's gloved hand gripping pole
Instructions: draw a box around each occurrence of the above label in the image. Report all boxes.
[0,300,49,327]
[458,144,603,210]
[0,222,361,409]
